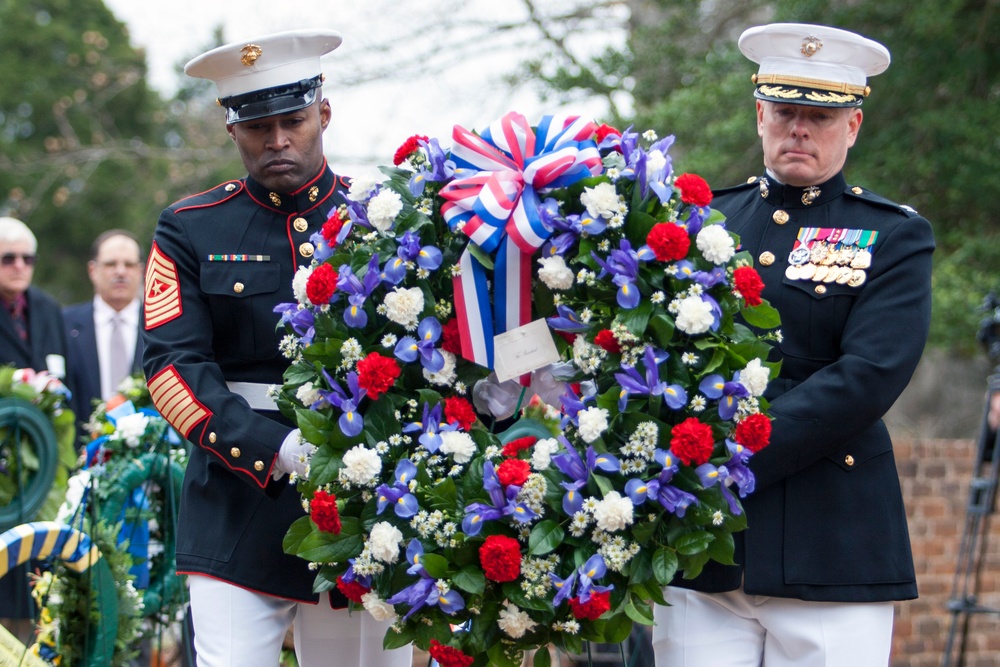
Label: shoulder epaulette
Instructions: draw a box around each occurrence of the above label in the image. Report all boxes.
[712,177,760,197]
[844,185,919,217]
[173,180,246,212]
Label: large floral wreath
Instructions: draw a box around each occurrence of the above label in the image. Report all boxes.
[275,112,781,666]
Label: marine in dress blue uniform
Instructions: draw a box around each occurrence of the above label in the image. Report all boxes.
[652,24,935,666]
[142,30,411,667]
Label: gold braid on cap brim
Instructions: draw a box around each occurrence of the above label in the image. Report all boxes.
[752,73,870,97]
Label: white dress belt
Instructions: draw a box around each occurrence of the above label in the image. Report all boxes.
[226,381,278,411]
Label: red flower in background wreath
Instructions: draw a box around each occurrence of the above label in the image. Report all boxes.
[393,134,429,166]
[310,490,341,534]
[496,458,531,487]
[306,263,338,306]
[428,640,474,667]
[733,266,765,307]
[479,534,522,582]
[501,435,537,458]
[646,222,691,262]
[674,172,713,207]
[335,575,370,603]
[670,417,715,466]
[444,396,477,431]
[356,352,401,400]
[735,413,771,453]
[568,590,612,620]
[593,329,622,353]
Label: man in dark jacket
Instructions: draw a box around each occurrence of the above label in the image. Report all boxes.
[652,23,935,665]
[142,30,411,667]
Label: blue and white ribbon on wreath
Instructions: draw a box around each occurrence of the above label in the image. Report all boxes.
[439,112,602,369]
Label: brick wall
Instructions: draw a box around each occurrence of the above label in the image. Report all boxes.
[892,437,1000,667]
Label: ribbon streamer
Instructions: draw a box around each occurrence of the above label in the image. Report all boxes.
[440,112,601,368]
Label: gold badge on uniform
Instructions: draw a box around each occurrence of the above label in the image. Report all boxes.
[148,365,211,438]
[144,242,182,329]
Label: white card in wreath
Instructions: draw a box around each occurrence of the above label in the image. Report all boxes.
[493,318,561,383]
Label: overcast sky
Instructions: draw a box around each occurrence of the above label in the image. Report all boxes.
[102,0,625,177]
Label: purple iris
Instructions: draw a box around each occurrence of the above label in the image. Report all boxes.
[696,462,743,516]
[339,560,372,590]
[550,554,613,606]
[620,132,676,200]
[615,346,687,412]
[394,317,445,373]
[408,138,458,196]
[546,304,591,333]
[559,384,593,430]
[318,370,366,437]
[551,438,621,515]
[462,460,537,535]
[592,239,655,309]
[337,256,382,328]
[387,540,465,620]
[684,205,709,235]
[375,459,420,518]
[273,303,316,345]
[624,449,697,517]
[723,439,756,498]
[699,374,750,421]
[397,231,443,271]
[402,403,456,454]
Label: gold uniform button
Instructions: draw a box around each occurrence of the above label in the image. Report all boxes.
[844,454,855,466]
[225,183,237,192]
[815,284,827,294]
[772,210,789,225]
[230,447,241,458]
[234,282,245,294]
[208,432,217,443]
[293,217,308,233]
[254,460,265,472]
[299,242,315,258]
[852,186,863,195]
[758,251,775,266]
[746,176,758,184]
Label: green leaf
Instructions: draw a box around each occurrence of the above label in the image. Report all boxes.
[600,610,634,643]
[307,445,342,486]
[740,301,781,329]
[421,553,450,579]
[652,547,679,586]
[382,624,414,651]
[528,519,565,556]
[467,243,495,270]
[675,530,714,556]
[619,300,653,337]
[453,565,486,595]
[625,594,655,625]
[295,407,333,445]
[648,312,675,347]
[534,647,553,667]
[488,643,524,667]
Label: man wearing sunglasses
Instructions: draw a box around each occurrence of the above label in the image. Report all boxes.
[0,215,69,632]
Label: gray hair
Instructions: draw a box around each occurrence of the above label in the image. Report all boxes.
[0,217,38,252]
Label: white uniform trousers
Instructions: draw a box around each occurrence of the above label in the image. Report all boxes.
[652,586,895,667]
[188,574,412,667]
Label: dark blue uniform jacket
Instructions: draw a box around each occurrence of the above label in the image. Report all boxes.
[677,171,934,602]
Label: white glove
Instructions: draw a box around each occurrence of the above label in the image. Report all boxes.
[272,429,316,481]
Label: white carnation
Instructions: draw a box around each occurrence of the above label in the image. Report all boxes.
[340,445,383,486]
[361,592,397,622]
[424,350,457,386]
[696,225,735,264]
[497,601,537,639]
[293,265,313,305]
[114,413,149,447]
[383,286,424,328]
[439,430,477,464]
[537,255,575,291]
[738,358,770,397]
[296,381,321,407]
[347,176,377,202]
[367,189,403,233]
[580,182,620,219]
[531,438,560,471]
[592,491,635,532]
[675,295,715,335]
[368,522,403,563]
[577,406,609,444]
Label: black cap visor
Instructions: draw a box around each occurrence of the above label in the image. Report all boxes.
[222,76,323,123]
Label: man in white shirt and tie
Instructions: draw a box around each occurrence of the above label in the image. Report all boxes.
[64,229,144,435]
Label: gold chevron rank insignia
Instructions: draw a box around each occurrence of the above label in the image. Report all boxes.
[148,365,210,438]
[144,241,182,329]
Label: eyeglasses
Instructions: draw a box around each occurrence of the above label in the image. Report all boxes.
[0,253,36,267]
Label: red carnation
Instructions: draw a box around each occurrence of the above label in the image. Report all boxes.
[428,640,475,667]
[593,329,621,353]
[501,435,537,458]
[444,396,477,431]
[735,413,772,453]
[356,352,401,400]
[441,317,462,355]
[393,134,429,166]
[674,173,713,207]
[595,123,621,143]
[479,534,522,582]
[336,575,370,604]
[497,458,531,487]
[569,590,612,621]
[321,210,347,245]
[310,490,342,534]
[670,417,716,466]
[646,222,691,262]
[306,263,339,306]
[733,266,765,307]
[555,330,577,345]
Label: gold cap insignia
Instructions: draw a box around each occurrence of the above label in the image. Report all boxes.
[801,35,823,57]
[269,192,282,206]
[241,44,262,67]
[308,186,320,202]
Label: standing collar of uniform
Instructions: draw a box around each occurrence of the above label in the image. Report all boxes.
[244,160,338,214]
[756,170,847,208]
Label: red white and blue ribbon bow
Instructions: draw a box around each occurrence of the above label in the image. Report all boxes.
[440,112,601,369]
